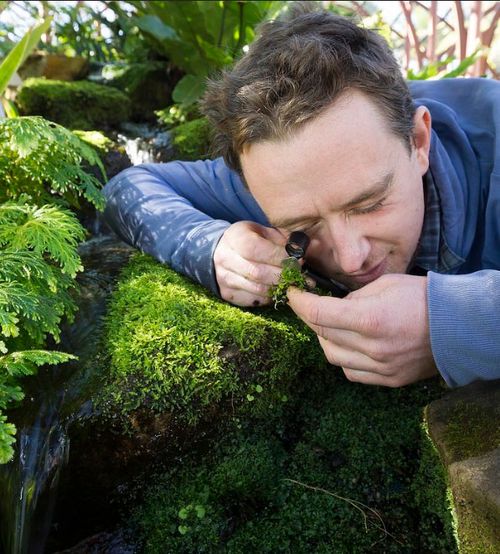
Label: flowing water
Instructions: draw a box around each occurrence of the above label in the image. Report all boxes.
[116,122,172,165]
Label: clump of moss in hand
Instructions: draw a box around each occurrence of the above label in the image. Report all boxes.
[270,258,313,308]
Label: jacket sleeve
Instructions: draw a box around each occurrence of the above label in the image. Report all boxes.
[427,270,500,387]
[102,158,268,295]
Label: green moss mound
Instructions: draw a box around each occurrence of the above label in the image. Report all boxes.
[171,117,212,160]
[131,368,457,553]
[16,78,131,130]
[98,254,325,427]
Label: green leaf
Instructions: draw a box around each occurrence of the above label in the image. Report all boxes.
[440,50,481,79]
[0,18,52,96]
[172,74,207,106]
[135,15,179,42]
[1,98,19,118]
[0,414,17,464]
[178,524,189,535]
[195,505,206,519]
[178,507,189,520]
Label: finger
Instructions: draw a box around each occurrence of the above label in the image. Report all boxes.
[287,287,367,333]
[318,336,379,372]
[221,288,271,308]
[235,231,287,267]
[341,367,401,387]
[218,267,274,297]
[260,225,288,246]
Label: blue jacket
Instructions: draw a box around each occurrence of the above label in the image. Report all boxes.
[103,78,500,388]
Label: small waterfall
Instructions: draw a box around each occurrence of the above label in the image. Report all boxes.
[0,380,71,554]
[116,122,173,165]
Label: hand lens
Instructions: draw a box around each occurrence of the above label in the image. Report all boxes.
[285,231,310,260]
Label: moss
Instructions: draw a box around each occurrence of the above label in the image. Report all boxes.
[171,117,212,160]
[411,422,459,552]
[16,78,131,130]
[443,402,500,462]
[270,258,311,307]
[97,253,325,429]
[454,494,499,554]
[130,366,458,553]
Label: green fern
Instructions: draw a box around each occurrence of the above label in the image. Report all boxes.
[0,113,104,463]
[0,116,105,209]
[0,199,83,463]
[0,198,86,277]
[0,349,75,463]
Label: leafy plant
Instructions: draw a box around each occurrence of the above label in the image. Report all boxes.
[0,196,85,463]
[0,108,105,464]
[0,116,105,209]
[113,1,286,105]
[0,17,51,115]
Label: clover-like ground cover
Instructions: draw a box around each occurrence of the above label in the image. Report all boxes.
[98,254,457,553]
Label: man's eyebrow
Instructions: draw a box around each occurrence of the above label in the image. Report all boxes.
[340,171,394,210]
[270,172,394,229]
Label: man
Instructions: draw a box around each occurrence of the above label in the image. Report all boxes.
[103,6,500,389]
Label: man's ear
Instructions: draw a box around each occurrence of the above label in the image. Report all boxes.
[413,106,432,175]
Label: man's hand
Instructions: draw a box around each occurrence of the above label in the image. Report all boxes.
[214,221,287,307]
[287,274,438,387]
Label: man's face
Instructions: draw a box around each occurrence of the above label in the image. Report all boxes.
[240,91,431,291]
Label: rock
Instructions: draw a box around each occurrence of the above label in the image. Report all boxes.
[16,78,131,130]
[426,379,500,552]
[18,51,89,81]
[449,449,500,552]
[170,117,212,161]
[48,245,326,549]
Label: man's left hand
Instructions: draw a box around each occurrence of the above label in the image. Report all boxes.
[287,274,438,387]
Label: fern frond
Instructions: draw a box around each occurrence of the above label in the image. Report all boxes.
[0,250,56,284]
[0,349,75,378]
[0,200,85,276]
[0,413,17,464]
[0,116,105,209]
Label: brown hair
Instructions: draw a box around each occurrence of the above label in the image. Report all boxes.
[201,3,416,175]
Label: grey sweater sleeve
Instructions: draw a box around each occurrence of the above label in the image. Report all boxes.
[428,270,500,387]
[102,158,268,295]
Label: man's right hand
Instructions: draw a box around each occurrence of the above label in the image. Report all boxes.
[214,221,287,307]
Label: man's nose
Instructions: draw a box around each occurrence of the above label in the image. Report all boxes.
[326,219,370,274]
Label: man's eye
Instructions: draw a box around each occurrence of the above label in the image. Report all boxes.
[351,200,385,215]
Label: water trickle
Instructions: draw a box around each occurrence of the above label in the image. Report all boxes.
[116,122,172,165]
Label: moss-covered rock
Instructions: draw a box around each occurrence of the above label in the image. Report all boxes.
[426,380,500,553]
[170,117,212,160]
[49,248,459,551]
[96,253,325,428]
[16,78,131,130]
[131,368,457,553]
